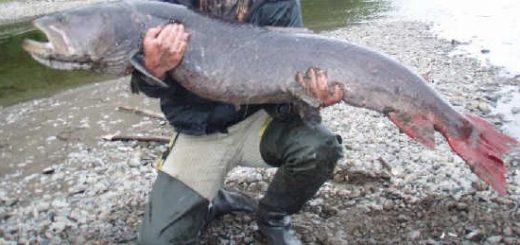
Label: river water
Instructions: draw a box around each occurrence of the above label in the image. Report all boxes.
[0,22,111,106]
[302,0,520,77]
[0,0,519,106]
[391,0,520,77]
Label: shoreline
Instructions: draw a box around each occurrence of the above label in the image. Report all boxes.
[0,2,519,243]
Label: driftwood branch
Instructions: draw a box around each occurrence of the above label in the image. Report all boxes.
[117,106,165,120]
[102,134,170,143]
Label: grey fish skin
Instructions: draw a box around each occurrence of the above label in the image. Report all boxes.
[22,0,517,195]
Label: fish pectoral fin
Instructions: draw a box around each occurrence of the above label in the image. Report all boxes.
[129,52,169,88]
[388,112,436,149]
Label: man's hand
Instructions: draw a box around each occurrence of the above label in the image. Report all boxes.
[143,23,190,80]
[296,67,344,107]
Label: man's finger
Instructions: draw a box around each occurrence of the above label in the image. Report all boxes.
[177,39,189,59]
[157,24,177,45]
[169,37,181,55]
[183,33,191,42]
[315,69,328,99]
[307,68,318,97]
[169,26,185,54]
[322,84,344,107]
[178,24,185,37]
[161,24,177,46]
[295,72,306,89]
[175,33,190,53]
[144,26,163,41]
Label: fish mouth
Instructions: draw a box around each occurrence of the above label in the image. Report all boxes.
[22,19,93,70]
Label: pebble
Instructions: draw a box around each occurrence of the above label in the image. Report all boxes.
[503,237,517,245]
[397,214,409,223]
[492,197,513,206]
[5,198,18,207]
[477,102,491,114]
[383,200,394,210]
[466,229,484,241]
[456,202,469,211]
[409,230,421,240]
[512,107,520,114]
[51,199,68,209]
[36,202,50,212]
[503,227,513,236]
[424,239,441,245]
[485,235,503,244]
[42,167,55,175]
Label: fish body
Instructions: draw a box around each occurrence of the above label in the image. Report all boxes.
[22,0,518,195]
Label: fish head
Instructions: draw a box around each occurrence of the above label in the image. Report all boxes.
[22,3,142,75]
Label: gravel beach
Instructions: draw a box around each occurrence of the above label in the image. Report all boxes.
[1,1,519,244]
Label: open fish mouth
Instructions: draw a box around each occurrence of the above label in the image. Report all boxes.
[22,20,93,70]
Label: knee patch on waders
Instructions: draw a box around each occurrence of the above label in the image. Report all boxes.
[258,119,343,214]
[259,118,343,176]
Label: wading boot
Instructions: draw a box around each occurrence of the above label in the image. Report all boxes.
[257,207,302,245]
[207,188,258,222]
[139,173,258,244]
[257,118,343,245]
[138,172,209,244]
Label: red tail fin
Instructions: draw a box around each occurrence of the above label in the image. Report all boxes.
[444,114,518,196]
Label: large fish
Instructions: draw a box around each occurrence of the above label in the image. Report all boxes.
[22,0,517,195]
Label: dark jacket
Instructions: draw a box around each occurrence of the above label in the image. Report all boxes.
[131,0,303,135]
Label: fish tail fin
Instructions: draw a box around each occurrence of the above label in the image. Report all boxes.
[443,113,518,196]
[388,111,436,149]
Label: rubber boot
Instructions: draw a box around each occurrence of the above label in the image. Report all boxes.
[257,207,302,245]
[138,172,209,244]
[257,118,343,245]
[256,163,335,245]
[139,173,259,244]
[207,188,258,222]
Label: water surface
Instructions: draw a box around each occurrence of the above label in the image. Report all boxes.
[391,0,520,76]
[302,0,520,76]
[300,0,391,31]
